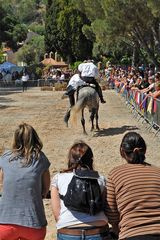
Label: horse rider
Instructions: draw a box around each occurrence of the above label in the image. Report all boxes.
[62,71,85,125]
[78,60,106,103]
[62,71,85,105]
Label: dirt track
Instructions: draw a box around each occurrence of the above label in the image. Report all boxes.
[0,87,160,239]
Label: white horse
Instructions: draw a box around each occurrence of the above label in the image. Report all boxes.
[70,86,100,134]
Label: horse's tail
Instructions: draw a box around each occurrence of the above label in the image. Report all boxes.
[70,97,85,125]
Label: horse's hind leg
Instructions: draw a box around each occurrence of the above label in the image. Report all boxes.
[95,111,100,130]
[81,109,87,134]
[90,111,95,131]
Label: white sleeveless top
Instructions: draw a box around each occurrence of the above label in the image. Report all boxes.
[51,172,108,229]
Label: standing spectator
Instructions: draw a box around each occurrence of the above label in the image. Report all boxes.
[106,132,160,240]
[155,72,160,83]
[0,123,50,240]
[149,82,160,99]
[78,60,106,103]
[3,71,12,86]
[141,76,155,94]
[21,72,29,92]
[0,72,3,81]
[51,140,109,240]
[56,69,62,82]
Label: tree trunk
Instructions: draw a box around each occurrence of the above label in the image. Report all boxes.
[133,26,160,68]
[131,45,136,67]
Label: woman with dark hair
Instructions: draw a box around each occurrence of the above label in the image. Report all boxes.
[0,123,50,240]
[106,132,160,240]
[51,140,109,240]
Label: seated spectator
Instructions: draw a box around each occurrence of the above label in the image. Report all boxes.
[51,140,109,240]
[0,123,50,240]
[106,132,160,240]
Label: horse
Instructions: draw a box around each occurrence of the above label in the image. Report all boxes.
[70,85,100,134]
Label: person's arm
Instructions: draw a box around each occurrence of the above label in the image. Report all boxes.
[42,169,50,198]
[51,186,61,222]
[153,91,160,99]
[105,175,120,236]
[141,86,149,93]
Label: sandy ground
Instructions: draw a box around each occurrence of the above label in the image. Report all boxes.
[0,87,160,240]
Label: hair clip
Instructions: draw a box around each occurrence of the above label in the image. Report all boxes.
[133,147,142,153]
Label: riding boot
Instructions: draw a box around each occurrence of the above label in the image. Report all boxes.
[95,83,106,103]
[62,85,75,99]
[69,94,75,107]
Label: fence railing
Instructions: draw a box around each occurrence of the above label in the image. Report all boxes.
[115,81,160,136]
[0,78,70,88]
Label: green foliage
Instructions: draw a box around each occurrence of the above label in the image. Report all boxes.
[28,23,45,35]
[2,0,160,67]
[0,0,45,51]
[35,66,42,78]
[70,61,82,70]
[147,0,160,17]
[16,35,45,65]
[45,0,93,63]
[0,3,18,48]
[0,45,5,63]
[74,0,160,66]
[12,24,28,44]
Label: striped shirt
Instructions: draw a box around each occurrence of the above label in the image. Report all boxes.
[106,163,160,239]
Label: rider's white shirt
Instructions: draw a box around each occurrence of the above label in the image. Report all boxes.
[78,62,99,78]
[68,74,85,90]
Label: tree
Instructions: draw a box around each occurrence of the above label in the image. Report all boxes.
[101,0,160,67]
[45,0,93,63]
[74,0,160,67]
[0,2,18,48]
[16,35,45,65]
[0,0,46,51]
[12,24,28,44]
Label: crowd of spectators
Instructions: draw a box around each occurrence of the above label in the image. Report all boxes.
[104,64,160,100]
[0,69,31,87]
[42,68,72,83]
[0,67,72,87]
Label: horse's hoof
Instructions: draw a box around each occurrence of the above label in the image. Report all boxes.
[83,131,88,135]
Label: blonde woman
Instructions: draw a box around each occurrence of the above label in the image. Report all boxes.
[0,123,50,240]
